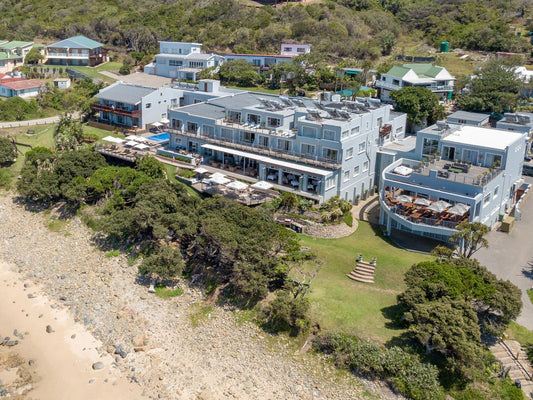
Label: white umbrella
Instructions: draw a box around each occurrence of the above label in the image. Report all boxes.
[208,174,231,185]
[160,118,170,124]
[210,172,226,179]
[103,136,124,143]
[447,203,470,216]
[414,198,432,206]
[125,140,138,146]
[251,181,273,190]
[226,181,249,190]
[151,122,163,127]
[128,135,147,142]
[396,195,413,203]
[134,143,150,149]
[194,167,209,174]
[428,200,451,213]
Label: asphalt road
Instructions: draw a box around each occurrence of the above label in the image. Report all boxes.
[475,176,533,330]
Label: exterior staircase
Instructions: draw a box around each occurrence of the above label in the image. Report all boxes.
[347,260,376,284]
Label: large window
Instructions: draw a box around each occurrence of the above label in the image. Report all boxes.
[221,128,233,141]
[227,111,241,123]
[278,139,291,151]
[345,147,354,160]
[301,126,317,138]
[247,114,261,124]
[326,176,336,190]
[189,61,204,68]
[422,138,439,156]
[344,170,350,182]
[442,146,456,161]
[324,130,336,140]
[323,148,338,161]
[187,122,198,133]
[301,143,315,156]
[203,125,215,137]
[267,117,281,128]
[169,60,183,67]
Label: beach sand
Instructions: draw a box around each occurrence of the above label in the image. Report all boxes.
[0,261,143,400]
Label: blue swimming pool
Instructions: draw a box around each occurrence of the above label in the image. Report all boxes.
[148,132,170,142]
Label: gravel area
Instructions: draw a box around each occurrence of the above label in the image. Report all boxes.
[0,193,401,400]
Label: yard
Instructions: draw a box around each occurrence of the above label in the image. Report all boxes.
[66,61,122,83]
[299,221,431,343]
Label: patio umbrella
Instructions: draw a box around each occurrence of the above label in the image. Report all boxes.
[160,118,170,124]
[251,181,273,190]
[414,198,432,206]
[194,167,209,174]
[428,200,451,213]
[210,172,226,179]
[134,143,150,150]
[151,122,163,128]
[226,181,249,191]
[396,194,413,203]
[447,203,470,216]
[208,174,231,185]
[102,136,124,144]
[125,140,138,146]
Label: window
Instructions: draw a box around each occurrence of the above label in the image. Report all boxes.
[278,139,291,151]
[302,126,317,138]
[326,176,336,190]
[358,141,366,153]
[247,114,261,124]
[169,60,183,67]
[221,128,233,141]
[189,61,204,68]
[396,127,402,133]
[252,59,262,66]
[283,47,292,52]
[145,103,151,109]
[377,117,383,128]
[324,130,336,140]
[458,119,466,124]
[301,143,315,156]
[422,138,439,156]
[259,136,269,147]
[344,170,350,182]
[351,126,360,136]
[187,122,198,133]
[323,148,338,161]
[494,186,499,198]
[268,117,281,128]
[392,79,400,86]
[483,194,491,206]
[341,130,349,139]
[203,125,215,137]
[346,147,353,160]
[363,161,369,172]
[442,146,455,161]
[354,165,360,176]
[297,47,305,53]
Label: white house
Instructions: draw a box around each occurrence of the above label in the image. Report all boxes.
[144,42,224,81]
[0,79,45,98]
[376,63,455,103]
[280,43,311,56]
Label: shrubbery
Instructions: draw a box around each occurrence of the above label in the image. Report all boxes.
[0,137,17,166]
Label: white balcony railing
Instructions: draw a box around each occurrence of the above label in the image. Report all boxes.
[46,53,90,59]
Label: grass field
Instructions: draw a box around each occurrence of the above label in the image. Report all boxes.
[299,221,431,342]
[68,62,122,83]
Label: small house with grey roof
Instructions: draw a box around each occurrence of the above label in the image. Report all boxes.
[45,35,107,66]
[376,63,455,103]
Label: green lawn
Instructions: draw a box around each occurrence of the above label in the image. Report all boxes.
[527,289,533,304]
[299,221,431,342]
[161,162,202,199]
[68,62,122,83]
[224,85,282,95]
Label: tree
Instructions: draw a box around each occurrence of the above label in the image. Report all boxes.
[138,245,184,282]
[136,155,164,179]
[389,87,445,131]
[450,221,489,258]
[218,59,261,86]
[267,289,310,335]
[456,59,525,113]
[0,137,17,166]
[54,114,84,151]
[24,47,44,65]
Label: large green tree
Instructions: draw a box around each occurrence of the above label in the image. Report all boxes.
[54,114,85,151]
[0,138,17,166]
[389,87,445,131]
[456,59,525,113]
[218,59,261,87]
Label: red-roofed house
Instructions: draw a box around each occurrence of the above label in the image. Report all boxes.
[0,79,45,98]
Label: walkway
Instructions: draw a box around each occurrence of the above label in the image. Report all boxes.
[0,115,61,129]
[475,176,533,330]
[489,340,533,398]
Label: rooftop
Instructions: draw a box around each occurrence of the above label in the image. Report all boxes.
[447,110,490,123]
[1,79,45,90]
[499,112,533,127]
[175,103,226,120]
[47,35,103,50]
[95,82,155,104]
[0,41,33,50]
[224,53,293,58]
[442,125,525,151]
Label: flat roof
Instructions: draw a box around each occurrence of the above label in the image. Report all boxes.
[447,111,489,122]
[201,144,332,177]
[224,53,293,58]
[442,126,525,150]
[382,135,417,153]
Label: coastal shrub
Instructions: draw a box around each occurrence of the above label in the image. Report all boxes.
[266,290,310,336]
[0,137,17,166]
[138,245,184,281]
[176,168,195,179]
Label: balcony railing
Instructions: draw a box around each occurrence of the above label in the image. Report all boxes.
[91,103,141,117]
[168,128,341,169]
[216,119,295,138]
[46,53,90,59]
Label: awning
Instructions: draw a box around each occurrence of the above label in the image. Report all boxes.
[251,181,273,190]
[226,181,249,190]
[206,175,231,185]
[201,144,332,177]
[210,172,226,179]
[102,136,124,143]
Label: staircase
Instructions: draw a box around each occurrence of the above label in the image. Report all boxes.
[347,261,375,284]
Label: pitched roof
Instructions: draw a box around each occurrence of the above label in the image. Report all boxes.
[385,65,411,78]
[47,35,103,50]
[0,41,33,50]
[0,51,23,60]
[95,82,155,104]
[402,63,444,78]
[1,79,45,90]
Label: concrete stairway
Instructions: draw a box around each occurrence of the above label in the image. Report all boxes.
[347,261,375,284]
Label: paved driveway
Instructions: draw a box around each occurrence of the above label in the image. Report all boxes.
[475,177,533,330]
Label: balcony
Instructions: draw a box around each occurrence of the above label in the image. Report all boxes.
[168,128,341,169]
[216,119,295,138]
[379,124,392,137]
[46,52,90,59]
[91,103,141,117]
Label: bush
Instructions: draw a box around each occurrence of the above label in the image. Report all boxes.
[0,168,13,189]
[266,290,310,336]
[0,137,17,166]
[138,245,184,281]
[177,168,195,179]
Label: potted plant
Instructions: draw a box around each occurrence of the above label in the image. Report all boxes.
[434,150,441,161]
[354,195,360,205]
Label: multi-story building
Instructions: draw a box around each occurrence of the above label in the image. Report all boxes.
[0,41,33,73]
[280,43,311,56]
[166,93,407,202]
[144,42,224,81]
[223,53,293,71]
[376,63,455,103]
[379,123,527,242]
[446,110,489,127]
[496,112,533,136]
[45,35,107,66]
[91,79,237,129]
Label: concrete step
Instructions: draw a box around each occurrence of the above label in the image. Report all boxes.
[356,262,375,271]
[352,269,375,277]
[355,265,376,274]
[346,273,374,284]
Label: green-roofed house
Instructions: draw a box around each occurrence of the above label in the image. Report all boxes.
[0,40,34,73]
[45,35,107,67]
[375,63,455,103]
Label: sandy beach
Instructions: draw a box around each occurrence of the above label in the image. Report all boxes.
[0,261,143,400]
